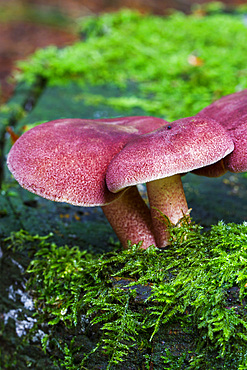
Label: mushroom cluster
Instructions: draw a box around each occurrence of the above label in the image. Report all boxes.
[106,116,234,247]
[7,107,236,249]
[7,116,167,249]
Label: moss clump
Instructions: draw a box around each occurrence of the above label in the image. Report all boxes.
[4,220,247,369]
[16,8,247,120]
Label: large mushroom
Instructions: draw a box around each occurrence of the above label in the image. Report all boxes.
[106,117,234,248]
[195,89,247,175]
[7,116,168,249]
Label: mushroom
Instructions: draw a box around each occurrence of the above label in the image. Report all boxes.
[7,116,168,249]
[106,117,234,248]
[195,89,247,175]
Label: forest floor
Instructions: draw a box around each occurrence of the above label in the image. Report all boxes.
[0,0,244,104]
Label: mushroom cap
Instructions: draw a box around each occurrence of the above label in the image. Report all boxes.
[191,159,227,178]
[7,116,168,206]
[97,116,167,132]
[223,115,247,172]
[106,116,234,193]
[197,89,247,173]
[198,89,247,129]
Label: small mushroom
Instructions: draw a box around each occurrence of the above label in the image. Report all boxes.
[7,116,167,249]
[196,89,247,175]
[106,117,234,248]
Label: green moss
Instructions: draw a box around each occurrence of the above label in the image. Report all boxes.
[3,219,247,368]
[16,9,247,120]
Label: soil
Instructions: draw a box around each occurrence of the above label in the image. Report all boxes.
[0,0,80,104]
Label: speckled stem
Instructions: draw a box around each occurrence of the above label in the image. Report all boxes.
[146,175,189,248]
[102,186,157,249]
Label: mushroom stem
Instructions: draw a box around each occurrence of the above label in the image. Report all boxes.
[146,174,189,248]
[102,186,157,249]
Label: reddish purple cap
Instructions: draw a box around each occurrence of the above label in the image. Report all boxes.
[198,89,247,129]
[106,117,234,193]
[97,116,167,132]
[197,89,247,173]
[7,116,167,206]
